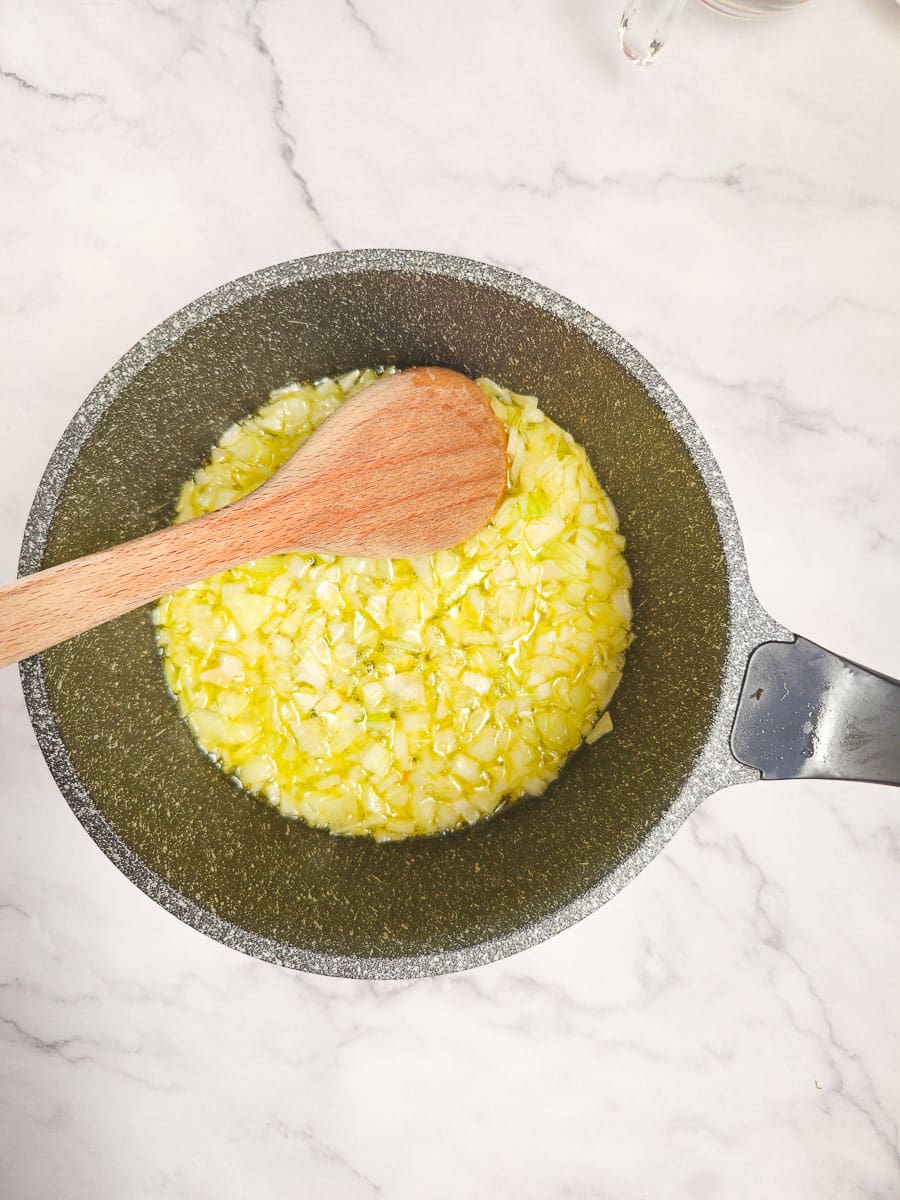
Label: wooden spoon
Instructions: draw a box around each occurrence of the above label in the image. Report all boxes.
[0,367,507,669]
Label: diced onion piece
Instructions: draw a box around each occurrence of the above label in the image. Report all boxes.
[586,712,614,744]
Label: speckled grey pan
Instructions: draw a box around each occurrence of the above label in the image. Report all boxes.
[18,251,900,979]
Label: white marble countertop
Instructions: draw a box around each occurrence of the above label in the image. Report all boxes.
[2,2,899,1196]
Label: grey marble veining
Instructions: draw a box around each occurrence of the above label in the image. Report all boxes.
[1,1,898,1198]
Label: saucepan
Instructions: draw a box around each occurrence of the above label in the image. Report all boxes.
[18,250,899,978]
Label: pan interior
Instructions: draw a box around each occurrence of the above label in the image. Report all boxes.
[37,267,728,961]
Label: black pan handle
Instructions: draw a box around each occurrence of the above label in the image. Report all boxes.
[730,637,900,785]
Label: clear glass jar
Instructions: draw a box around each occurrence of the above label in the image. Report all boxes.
[619,0,811,65]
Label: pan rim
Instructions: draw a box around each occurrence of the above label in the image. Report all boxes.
[18,249,788,979]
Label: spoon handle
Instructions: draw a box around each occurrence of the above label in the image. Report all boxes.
[0,507,247,669]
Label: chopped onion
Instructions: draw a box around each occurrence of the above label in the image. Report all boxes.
[154,369,632,841]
